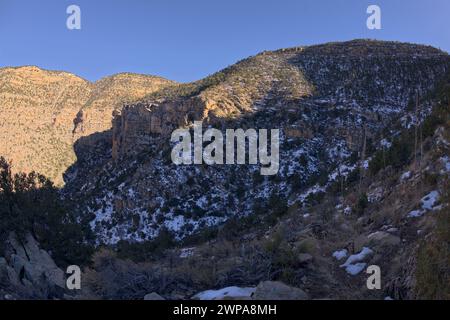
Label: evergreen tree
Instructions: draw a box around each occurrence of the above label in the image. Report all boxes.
[0,156,93,266]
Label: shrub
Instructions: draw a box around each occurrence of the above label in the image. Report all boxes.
[354,193,369,215]
[369,133,413,175]
[217,215,257,241]
[295,238,317,255]
[264,192,288,224]
[262,230,298,280]
[415,181,450,300]
[415,208,450,299]
[182,226,218,246]
[116,227,175,262]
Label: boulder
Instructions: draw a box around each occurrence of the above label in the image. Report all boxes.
[0,233,66,298]
[367,231,401,247]
[253,281,308,300]
[0,258,20,287]
[9,233,65,289]
[144,292,165,300]
[298,253,313,264]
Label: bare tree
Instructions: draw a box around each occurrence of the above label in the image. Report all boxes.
[414,90,419,171]
[359,125,367,190]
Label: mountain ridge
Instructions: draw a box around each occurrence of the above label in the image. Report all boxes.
[62,39,450,244]
[0,66,175,184]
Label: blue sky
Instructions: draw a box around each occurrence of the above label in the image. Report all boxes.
[0,0,449,83]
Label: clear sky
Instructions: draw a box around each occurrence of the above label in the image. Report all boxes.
[0,0,449,83]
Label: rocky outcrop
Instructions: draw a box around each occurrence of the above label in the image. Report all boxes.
[112,97,211,160]
[73,73,175,141]
[0,233,65,299]
[253,281,309,300]
[143,292,165,300]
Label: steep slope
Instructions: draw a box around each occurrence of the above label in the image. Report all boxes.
[63,40,450,245]
[0,67,174,185]
[0,66,92,184]
[81,134,449,301]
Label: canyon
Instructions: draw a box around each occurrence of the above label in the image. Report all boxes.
[0,39,449,300]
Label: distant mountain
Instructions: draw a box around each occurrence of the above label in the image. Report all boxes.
[0,67,174,184]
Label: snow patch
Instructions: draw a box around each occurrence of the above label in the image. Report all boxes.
[332,249,348,261]
[380,139,392,148]
[343,206,352,215]
[441,156,450,173]
[344,263,367,276]
[408,210,425,218]
[340,247,373,275]
[193,286,256,300]
[407,190,440,218]
[400,171,412,181]
[179,247,195,258]
[421,190,439,210]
